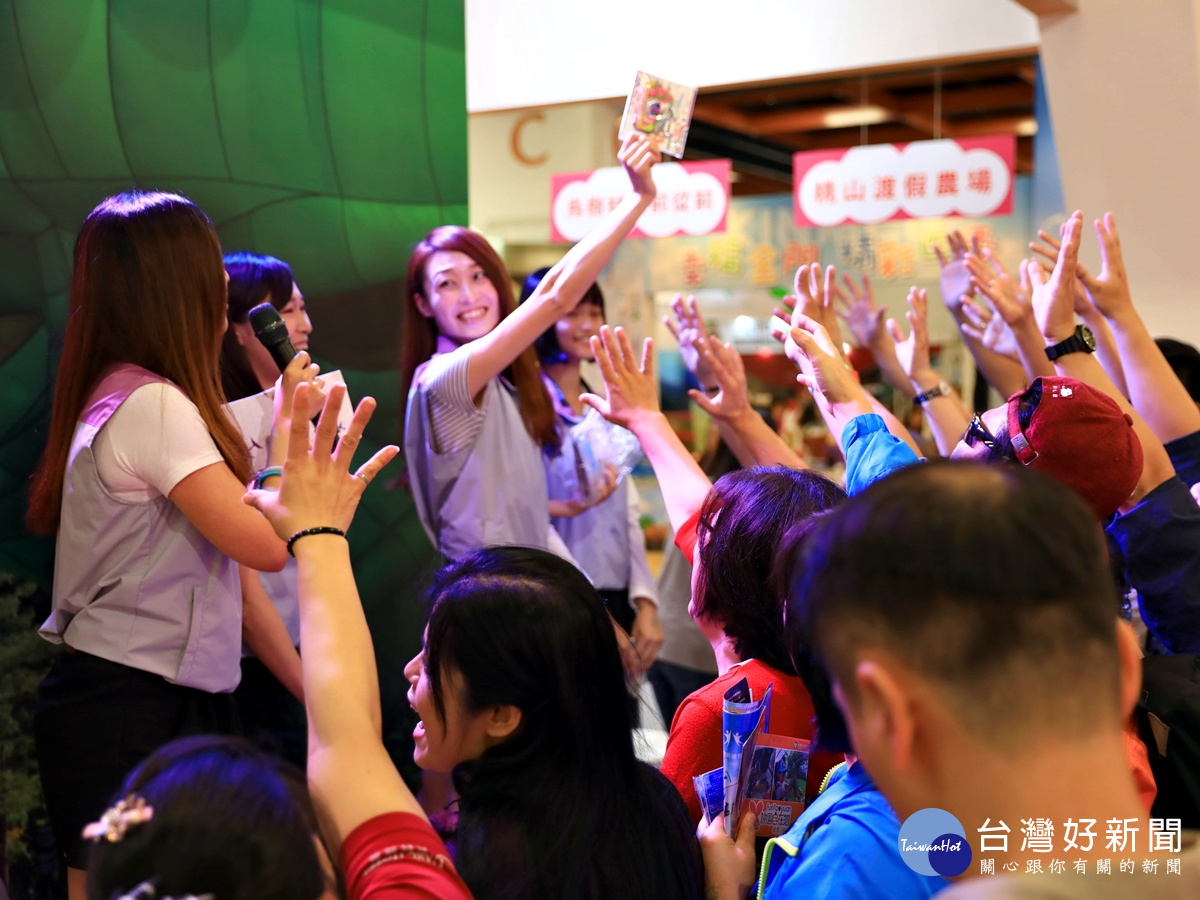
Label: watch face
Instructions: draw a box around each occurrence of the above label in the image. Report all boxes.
[1080,324,1097,352]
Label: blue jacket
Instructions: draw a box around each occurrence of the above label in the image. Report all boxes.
[759,762,945,900]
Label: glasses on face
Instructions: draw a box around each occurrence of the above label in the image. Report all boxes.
[963,414,997,450]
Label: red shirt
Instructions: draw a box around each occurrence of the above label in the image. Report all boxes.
[661,658,837,825]
[340,812,474,900]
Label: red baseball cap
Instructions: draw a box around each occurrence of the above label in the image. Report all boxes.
[1006,376,1143,519]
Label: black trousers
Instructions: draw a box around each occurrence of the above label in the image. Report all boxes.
[34,650,238,868]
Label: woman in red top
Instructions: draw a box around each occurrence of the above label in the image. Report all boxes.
[663,469,845,823]
[245,386,473,900]
[581,326,846,824]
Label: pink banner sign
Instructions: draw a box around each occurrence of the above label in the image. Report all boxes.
[551,158,730,243]
[793,136,1015,228]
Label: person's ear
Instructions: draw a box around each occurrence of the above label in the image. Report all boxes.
[1115,620,1143,721]
[232,319,251,348]
[484,704,522,743]
[413,292,433,319]
[852,659,916,775]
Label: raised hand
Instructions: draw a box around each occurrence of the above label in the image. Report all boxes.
[888,287,934,382]
[958,297,1022,361]
[771,313,860,406]
[967,249,1034,327]
[246,383,398,539]
[580,326,660,431]
[1029,211,1084,343]
[1077,213,1134,320]
[934,230,978,315]
[790,263,845,350]
[618,134,660,203]
[1030,226,1097,317]
[663,293,717,388]
[688,335,752,422]
[836,272,888,349]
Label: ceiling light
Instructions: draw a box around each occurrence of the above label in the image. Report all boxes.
[822,106,890,129]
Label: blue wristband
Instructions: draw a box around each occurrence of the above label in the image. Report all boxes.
[253,466,283,490]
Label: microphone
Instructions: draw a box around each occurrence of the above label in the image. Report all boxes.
[248,303,297,372]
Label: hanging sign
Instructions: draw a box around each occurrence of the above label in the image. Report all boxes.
[793,136,1014,228]
[551,158,730,243]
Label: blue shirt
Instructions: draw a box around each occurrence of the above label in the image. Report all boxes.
[842,414,920,496]
[760,763,945,900]
[1107,472,1200,656]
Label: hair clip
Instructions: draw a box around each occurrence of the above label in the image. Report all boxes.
[82,794,154,842]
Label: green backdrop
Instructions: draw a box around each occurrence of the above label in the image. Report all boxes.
[0,0,466,762]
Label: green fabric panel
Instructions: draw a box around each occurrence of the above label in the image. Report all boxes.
[167,178,304,228]
[0,235,44,310]
[322,1,443,204]
[343,199,457,285]
[0,0,469,658]
[16,179,135,231]
[210,0,340,193]
[423,1,467,201]
[0,324,55,585]
[11,0,133,179]
[108,0,231,178]
[0,0,70,179]
[0,180,51,234]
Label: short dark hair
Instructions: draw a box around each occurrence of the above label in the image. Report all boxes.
[1156,337,1200,403]
[789,461,1122,745]
[695,467,846,674]
[86,736,326,900]
[519,266,606,365]
[219,252,296,401]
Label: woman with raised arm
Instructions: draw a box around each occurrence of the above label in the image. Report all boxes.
[401,135,659,561]
[248,384,700,900]
[26,192,313,900]
[246,384,474,899]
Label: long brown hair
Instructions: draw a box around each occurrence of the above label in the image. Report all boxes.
[401,226,556,446]
[27,191,252,535]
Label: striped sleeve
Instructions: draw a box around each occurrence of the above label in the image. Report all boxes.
[420,348,485,456]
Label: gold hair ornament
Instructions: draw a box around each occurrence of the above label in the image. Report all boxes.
[81,794,154,842]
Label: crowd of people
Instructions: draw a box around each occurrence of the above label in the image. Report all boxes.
[22,126,1200,900]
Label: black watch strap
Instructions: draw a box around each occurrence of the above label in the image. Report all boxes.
[1045,324,1096,362]
[913,380,951,405]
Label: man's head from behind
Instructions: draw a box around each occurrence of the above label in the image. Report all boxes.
[787,462,1141,818]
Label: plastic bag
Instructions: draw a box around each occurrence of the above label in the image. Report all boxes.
[552,408,644,504]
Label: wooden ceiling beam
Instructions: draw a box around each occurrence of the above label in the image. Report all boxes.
[867,88,943,136]
[896,82,1034,116]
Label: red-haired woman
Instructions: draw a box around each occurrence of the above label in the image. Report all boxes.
[401,135,659,561]
[27,192,310,900]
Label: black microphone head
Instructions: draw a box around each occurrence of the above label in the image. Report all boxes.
[248,302,298,370]
[248,302,289,345]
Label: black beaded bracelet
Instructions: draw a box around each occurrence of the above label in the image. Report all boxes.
[287,526,347,557]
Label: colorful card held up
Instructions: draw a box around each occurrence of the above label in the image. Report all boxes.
[618,71,698,159]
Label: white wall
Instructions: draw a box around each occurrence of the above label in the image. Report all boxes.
[466,0,1039,113]
[469,102,623,245]
[1038,0,1200,345]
